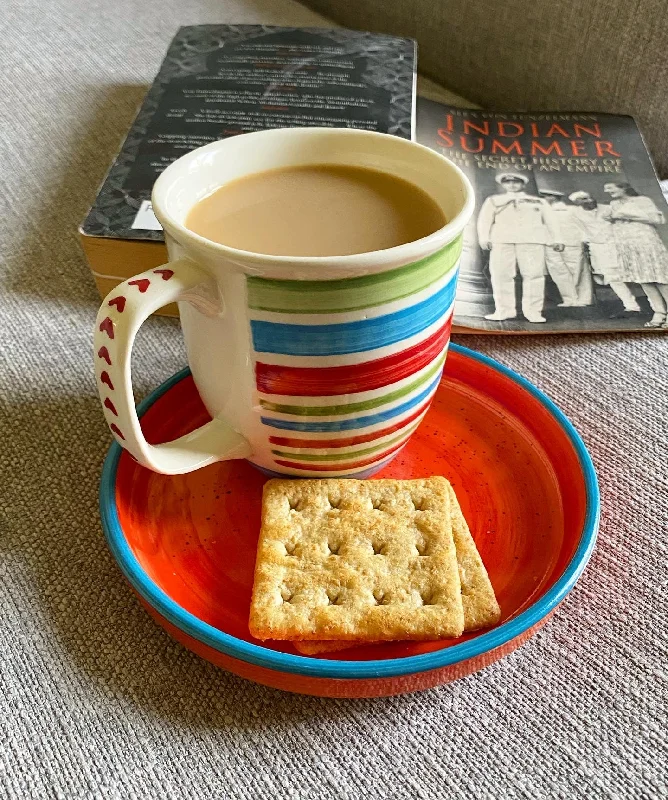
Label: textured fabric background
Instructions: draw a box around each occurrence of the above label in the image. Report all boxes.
[1,1,666,798]
[303,0,668,179]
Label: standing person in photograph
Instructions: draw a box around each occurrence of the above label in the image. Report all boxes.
[539,190,593,307]
[569,191,641,317]
[477,173,563,324]
[604,181,668,328]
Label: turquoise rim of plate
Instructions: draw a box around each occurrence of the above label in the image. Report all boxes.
[99,343,600,680]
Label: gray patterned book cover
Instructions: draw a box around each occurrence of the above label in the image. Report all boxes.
[82,25,416,242]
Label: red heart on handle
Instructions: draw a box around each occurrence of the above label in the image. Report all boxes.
[153,269,174,281]
[128,278,150,293]
[100,371,114,390]
[109,424,125,440]
[108,296,126,313]
[97,346,112,365]
[104,397,119,416]
[99,317,114,339]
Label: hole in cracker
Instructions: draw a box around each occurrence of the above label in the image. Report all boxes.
[411,496,427,511]
[284,541,298,557]
[371,541,387,556]
[327,587,344,605]
[415,536,430,556]
[288,497,303,512]
[327,540,341,556]
[280,586,294,603]
[374,589,391,605]
[420,591,435,606]
[328,495,341,510]
[371,497,382,510]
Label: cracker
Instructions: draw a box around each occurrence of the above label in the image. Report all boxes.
[248,477,465,641]
[292,482,500,655]
[446,482,500,631]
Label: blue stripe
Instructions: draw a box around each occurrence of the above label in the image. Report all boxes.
[250,273,457,356]
[260,373,441,432]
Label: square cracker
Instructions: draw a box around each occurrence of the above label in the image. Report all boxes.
[249,477,465,642]
[293,481,500,655]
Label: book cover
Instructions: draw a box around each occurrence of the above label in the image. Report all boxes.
[82,25,416,244]
[417,98,668,333]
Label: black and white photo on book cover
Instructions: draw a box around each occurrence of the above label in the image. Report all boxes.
[417,99,668,333]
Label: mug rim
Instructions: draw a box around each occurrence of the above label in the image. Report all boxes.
[151,127,475,274]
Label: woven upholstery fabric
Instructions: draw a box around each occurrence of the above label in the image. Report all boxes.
[0,0,665,797]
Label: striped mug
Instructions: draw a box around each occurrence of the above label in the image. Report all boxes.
[94,128,474,476]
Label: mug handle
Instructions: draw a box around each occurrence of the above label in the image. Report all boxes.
[94,259,252,475]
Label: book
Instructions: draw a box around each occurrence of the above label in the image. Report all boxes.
[417,99,668,333]
[80,24,416,313]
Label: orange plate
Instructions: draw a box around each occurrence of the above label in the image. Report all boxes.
[100,344,599,697]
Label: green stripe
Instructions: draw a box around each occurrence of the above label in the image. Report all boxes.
[259,352,446,417]
[271,421,421,462]
[247,236,462,314]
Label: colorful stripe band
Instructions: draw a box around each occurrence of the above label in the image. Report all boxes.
[271,421,420,461]
[274,440,408,472]
[248,239,460,473]
[256,315,452,396]
[259,351,446,417]
[247,238,462,314]
[268,400,431,449]
[256,453,399,479]
[260,373,441,432]
[250,276,456,356]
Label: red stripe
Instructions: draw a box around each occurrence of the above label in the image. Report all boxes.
[256,315,452,397]
[268,398,432,449]
[274,440,408,472]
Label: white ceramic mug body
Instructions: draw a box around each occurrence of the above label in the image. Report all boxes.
[94,128,474,476]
